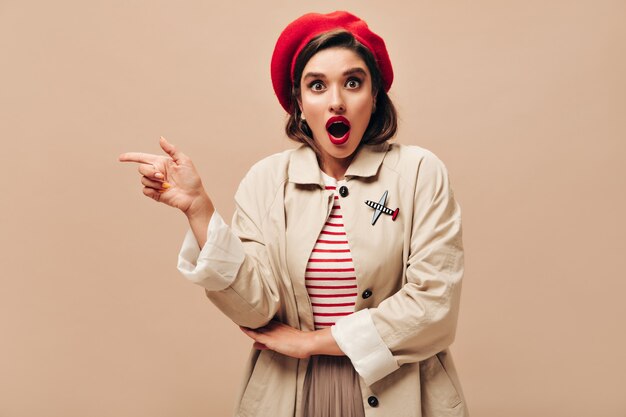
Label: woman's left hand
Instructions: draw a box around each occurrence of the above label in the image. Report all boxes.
[240,321,314,359]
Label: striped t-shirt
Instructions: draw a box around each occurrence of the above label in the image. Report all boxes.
[305,172,357,329]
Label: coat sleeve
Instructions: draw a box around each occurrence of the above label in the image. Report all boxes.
[177,169,282,329]
[177,210,246,290]
[332,152,464,386]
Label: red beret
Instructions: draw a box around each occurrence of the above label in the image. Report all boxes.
[271,11,393,113]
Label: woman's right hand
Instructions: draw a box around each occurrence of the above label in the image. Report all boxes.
[118,136,213,217]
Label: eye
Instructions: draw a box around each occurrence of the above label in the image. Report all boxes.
[346,78,362,89]
[308,81,325,92]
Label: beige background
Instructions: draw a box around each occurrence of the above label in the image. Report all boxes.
[1,0,625,416]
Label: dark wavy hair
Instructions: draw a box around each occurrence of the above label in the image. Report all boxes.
[285,30,398,154]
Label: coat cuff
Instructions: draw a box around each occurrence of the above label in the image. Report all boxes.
[177,210,245,291]
[331,309,399,386]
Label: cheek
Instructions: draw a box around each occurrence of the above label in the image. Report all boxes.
[307,101,327,117]
[300,92,323,109]
[303,103,328,131]
[351,93,374,112]
[353,102,373,127]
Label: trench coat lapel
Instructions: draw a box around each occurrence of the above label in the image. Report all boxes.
[285,146,328,330]
[344,142,390,179]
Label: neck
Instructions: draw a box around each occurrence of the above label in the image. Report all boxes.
[318,154,354,180]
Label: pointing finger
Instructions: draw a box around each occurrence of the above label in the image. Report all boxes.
[118,152,160,165]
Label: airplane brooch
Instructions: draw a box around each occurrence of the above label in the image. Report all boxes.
[365,191,399,225]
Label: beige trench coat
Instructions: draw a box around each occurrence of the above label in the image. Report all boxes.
[204,142,468,417]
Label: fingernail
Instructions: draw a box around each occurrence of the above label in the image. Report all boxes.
[155,172,164,179]
[162,182,171,189]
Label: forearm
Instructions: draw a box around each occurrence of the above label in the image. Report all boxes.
[310,327,344,356]
[184,193,214,248]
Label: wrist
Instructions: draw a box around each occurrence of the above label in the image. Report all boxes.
[308,330,320,357]
[184,192,214,220]
[309,327,343,357]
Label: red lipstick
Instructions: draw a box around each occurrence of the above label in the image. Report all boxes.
[325,116,351,145]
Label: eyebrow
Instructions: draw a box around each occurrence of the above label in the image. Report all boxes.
[303,67,368,80]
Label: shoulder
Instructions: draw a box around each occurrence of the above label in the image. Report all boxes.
[383,143,450,179]
[244,148,294,180]
[234,148,293,212]
[239,147,296,189]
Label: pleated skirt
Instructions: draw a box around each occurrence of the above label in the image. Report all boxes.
[302,355,366,417]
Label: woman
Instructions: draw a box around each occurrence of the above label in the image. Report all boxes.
[119,11,468,417]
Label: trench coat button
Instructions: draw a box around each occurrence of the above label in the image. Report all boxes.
[367,396,379,407]
[362,289,372,299]
[339,185,349,197]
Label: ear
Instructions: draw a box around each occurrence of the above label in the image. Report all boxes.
[371,93,378,113]
[296,97,303,114]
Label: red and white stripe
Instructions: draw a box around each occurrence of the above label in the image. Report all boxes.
[305,183,357,329]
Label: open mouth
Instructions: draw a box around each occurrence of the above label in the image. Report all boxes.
[325,116,351,145]
[327,122,350,138]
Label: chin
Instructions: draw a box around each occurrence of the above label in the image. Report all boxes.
[329,149,354,159]
[313,129,363,160]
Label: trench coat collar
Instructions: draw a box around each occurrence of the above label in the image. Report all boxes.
[287,142,390,186]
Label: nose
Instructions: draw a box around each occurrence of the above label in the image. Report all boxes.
[328,86,345,114]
